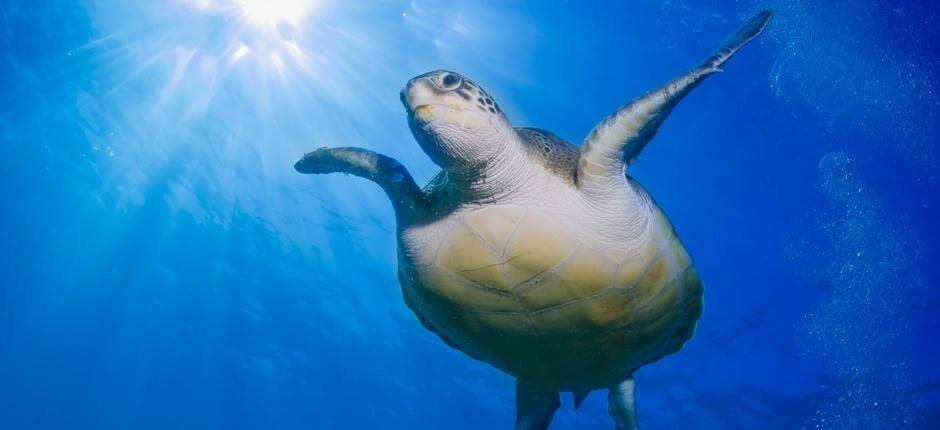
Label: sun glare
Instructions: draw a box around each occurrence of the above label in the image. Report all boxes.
[235,0,317,28]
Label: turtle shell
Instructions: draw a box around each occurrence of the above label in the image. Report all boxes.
[399,202,703,391]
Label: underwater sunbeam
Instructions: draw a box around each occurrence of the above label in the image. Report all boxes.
[77,0,537,236]
[234,0,318,28]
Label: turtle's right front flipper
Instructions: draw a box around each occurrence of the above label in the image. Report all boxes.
[295,147,428,223]
[577,10,772,196]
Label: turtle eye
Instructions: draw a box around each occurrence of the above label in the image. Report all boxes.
[440,73,461,90]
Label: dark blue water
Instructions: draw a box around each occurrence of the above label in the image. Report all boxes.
[1,1,937,428]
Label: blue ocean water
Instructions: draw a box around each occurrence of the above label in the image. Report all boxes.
[1,0,937,428]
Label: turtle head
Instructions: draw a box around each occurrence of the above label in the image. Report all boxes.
[401,70,512,171]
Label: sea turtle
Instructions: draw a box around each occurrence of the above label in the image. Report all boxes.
[295,11,772,429]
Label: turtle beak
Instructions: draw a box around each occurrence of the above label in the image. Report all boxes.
[401,76,439,116]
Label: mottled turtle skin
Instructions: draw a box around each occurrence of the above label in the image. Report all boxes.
[397,130,703,392]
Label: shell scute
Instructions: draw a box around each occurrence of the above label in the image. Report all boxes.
[530,300,598,332]
[529,290,634,333]
[434,222,511,291]
[555,247,617,297]
[502,214,575,286]
[421,266,523,313]
[584,289,635,327]
[630,252,669,300]
[517,272,578,311]
[462,206,526,253]
[465,312,532,337]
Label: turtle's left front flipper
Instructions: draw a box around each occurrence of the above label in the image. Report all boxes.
[577,10,772,195]
[295,147,428,223]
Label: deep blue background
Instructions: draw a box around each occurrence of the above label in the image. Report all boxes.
[1,0,937,428]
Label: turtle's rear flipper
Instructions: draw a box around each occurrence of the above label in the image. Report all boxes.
[295,147,427,222]
[577,10,773,195]
[608,377,638,430]
[515,379,560,430]
[572,389,591,410]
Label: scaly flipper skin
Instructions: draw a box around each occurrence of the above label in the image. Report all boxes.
[515,380,561,430]
[608,378,638,430]
[294,147,427,223]
[577,10,773,196]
